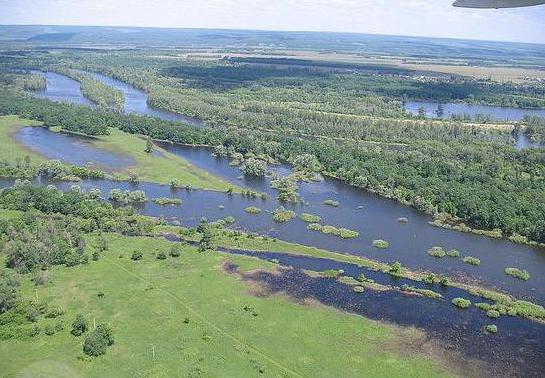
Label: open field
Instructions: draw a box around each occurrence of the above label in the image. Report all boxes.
[0,115,238,191]
[0,233,452,377]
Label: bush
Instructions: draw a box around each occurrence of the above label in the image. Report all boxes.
[44,325,55,336]
[300,213,321,223]
[372,240,389,249]
[32,270,51,286]
[152,197,182,206]
[505,267,530,280]
[323,199,339,207]
[71,314,88,336]
[131,251,143,261]
[170,245,182,257]
[156,251,167,260]
[241,158,267,177]
[83,323,114,357]
[223,216,235,224]
[462,256,481,266]
[272,207,296,223]
[487,309,501,318]
[423,273,437,284]
[452,298,471,309]
[389,261,402,275]
[440,276,449,287]
[427,246,446,258]
[353,286,365,293]
[306,223,322,231]
[446,249,460,258]
[244,207,261,214]
[485,324,498,333]
[321,269,344,279]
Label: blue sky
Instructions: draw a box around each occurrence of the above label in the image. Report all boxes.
[1,0,544,43]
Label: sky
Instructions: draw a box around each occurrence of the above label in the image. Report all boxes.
[1,0,544,44]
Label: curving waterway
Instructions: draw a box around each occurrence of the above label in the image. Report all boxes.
[14,69,545,376]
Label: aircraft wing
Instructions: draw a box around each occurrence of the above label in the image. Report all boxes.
[453,0,545,7]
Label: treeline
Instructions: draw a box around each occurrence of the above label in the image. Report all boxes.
[52,67,124,111]
[2,87,545,242]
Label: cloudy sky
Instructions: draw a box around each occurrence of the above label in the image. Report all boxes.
[1,0,544,43]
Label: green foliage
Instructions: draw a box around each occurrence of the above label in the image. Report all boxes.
[389,261,403,275]
[71,314,88,336]
[462,256,481,266]
[109,189,147,205]
[244,206,261,214]
[300,213,321,223]
[486,310,501,318]
[292,153,322,173]
[504,267,530,280]
[372,239,389,249]
[83,323,114,357]
[272,207,296,223]
[452,298,471,309]
[152,197,182,206]
[170,244,182,257]
[320,269,344,279]
[323,199,340,207]
[156,251,167,260]
[446,249,460,258]
[131,251,143,261]
[485,324,498,334]
[401,284,442,299]
[241,158,267,177]
[427,246,446,258]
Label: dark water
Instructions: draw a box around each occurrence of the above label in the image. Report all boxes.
[18,72,545,305]
[405,101,545,122]
[15,126,134,171]
[220,251,545,377]
[31,71,94,106]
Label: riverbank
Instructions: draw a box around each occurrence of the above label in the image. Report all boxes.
[0,231,455,377]
[1,115,240,192]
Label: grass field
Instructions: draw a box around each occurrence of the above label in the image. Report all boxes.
[0,115,44,163]
[0,115,239,192]
[93,128,238,191]
[1,233,453,377]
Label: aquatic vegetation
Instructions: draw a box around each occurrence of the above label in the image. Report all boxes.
[475,302,493,311]
[427,246,446,258]
[109,189,147,204]
[272,207,297,223]
[504,267,530,281]
[486,310,500,318]
[485,324,498,334]
[452,298,471,309]
[323,199,340,207]
[353,286,365,293]
[306,223,322,231]
[372,239,389,249]
[320,269,344,279]
[446,249,460,258]
[401,284,442,299]
[462,256,481,266]
[244,206,262,214]
[223,216,236,224]
[152,197,182,205]
[300,213,322,223]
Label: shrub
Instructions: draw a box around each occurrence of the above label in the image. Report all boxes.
[272,207,296,223]
[372,240,389,249]
[241,158,267,177]
[353,286,365,293]
[423,273,437,284]
[170,245,182,257]
[300,213,322,223]
[321,269,344,279]
[83,323,114,357]
[152,197,182,206]
[446,249,460,258]
[439,276,449,287]
[223,216,235,224]
[244,207,261,214]
[131,251,143,261]
[44,325,55,336]
[323,199,339,207]
[505,267,530,281]
[452,298,471,309]
[485,324,498,333]
[32,270,51,286]
[71,314,88,336]
[303,223,321,232]
[45,307,64,319]
[462,256,481,266]
[427,246,446,258]
[487,310,501,318]
[401,284,442,299]
[156,251,167,260]
[389,261,402,275]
